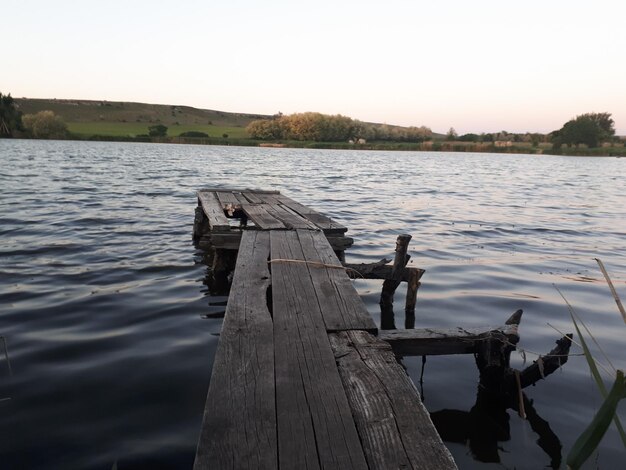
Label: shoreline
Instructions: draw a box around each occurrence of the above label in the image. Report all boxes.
[4,135,625,157]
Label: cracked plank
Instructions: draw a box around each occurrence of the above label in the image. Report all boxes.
[330,330,457,470]
[271,230,368,470]
[194,231,275,470]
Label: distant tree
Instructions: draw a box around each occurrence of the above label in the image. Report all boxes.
[247,119,284,140]
[458,133,479,142]
[180,131,209,138]
[0,92,23,137]
[446,127,458,141]
[530,133,543,147]
[148,124,167,137]
[22,110,68,139]
[584,112,615,140]
[552,113,615,148]
[562,118,600,148]
[222,133,229,139]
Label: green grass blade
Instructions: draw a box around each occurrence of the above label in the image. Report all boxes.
[567,370,626,469]
[595,258,626,324]
[555,285,626,447]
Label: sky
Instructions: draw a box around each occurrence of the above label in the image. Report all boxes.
[4,0,626,134]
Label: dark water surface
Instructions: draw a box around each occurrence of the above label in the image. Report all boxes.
[1,140,624,469]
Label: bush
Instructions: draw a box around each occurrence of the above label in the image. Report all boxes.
[22,110,68,139]
[148,124,167,137]
[179,131,209,138]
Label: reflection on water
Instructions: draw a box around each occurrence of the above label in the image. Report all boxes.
[432,387,562,468]
[1,140,625,469]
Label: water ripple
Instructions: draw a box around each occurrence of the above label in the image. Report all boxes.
[1,140,625,469]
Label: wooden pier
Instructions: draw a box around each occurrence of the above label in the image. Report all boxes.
[193,188,353,256]
[192,189,573,469]
[192,189,457,470]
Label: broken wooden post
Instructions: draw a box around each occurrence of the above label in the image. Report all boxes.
[518,334,573,389]
[334,250,346,264]
[430,321,572,468]
[209,249,238,295]
[193,206,210,242]
[380,234,412,329]
[391,234,412,279]
[405,268,421,329]
[474,309,523,394]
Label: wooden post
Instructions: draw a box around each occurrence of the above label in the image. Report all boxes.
[390,234,412,280]
[210,249,238,295]
[334,250,346,264]
[404,269,421,329]
[474,310,523,395]
[380,235,412,329]
[193,205,210,242]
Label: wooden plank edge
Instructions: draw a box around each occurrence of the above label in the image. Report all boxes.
[197,191,231,231]
[198,188,281,194]
[378,324,520,356]
[330,330,457,469]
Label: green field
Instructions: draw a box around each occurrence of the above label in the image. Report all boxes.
[15,98,263,139]
[67,121,249,138]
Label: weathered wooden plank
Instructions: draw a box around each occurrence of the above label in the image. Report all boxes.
[255,193,280,205]
[203,233,241,250]
[271,230,368,470]
[343,261,424,282]
[215,191,241,208]
[197,191,230,231]
[247,193,302,226]
[242,192,264,204]
[297,229,377,332]
[266,204,319,230]
[326,235,354,251]
[232,192,250,206]
[199,187,280,195]
[330,330,457,470]
[276,195,347,233]
[194,231,276,470]
[378,324,520,356]
[207,232,352,252]
[241,203,286,230]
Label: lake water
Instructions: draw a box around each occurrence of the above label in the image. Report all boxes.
[1,139,624,469]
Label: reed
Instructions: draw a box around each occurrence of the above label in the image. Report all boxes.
[554,283,626,469]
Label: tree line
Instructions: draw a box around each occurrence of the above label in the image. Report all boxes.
[1,92,69,139]
[550,112,615,149]
[2,90,621,150]
[247,112,433,143]
[0,93,23,137]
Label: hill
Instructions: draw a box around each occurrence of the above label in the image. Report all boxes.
[14,98,270,138]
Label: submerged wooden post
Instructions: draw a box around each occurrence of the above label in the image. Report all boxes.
[390,234,412,280]
[474,310,523,394]
[210,249,238,294]
[380,234,412,329]
[193,206,209,242]
[404,269,421,329]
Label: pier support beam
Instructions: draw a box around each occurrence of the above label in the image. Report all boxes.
[380,234,416,329]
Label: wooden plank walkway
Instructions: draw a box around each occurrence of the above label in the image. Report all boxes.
[193,188,352,255]
[193,189,456,470]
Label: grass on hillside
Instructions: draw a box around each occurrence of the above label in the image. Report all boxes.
[16,98,266,128]
[67,122,249,139]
